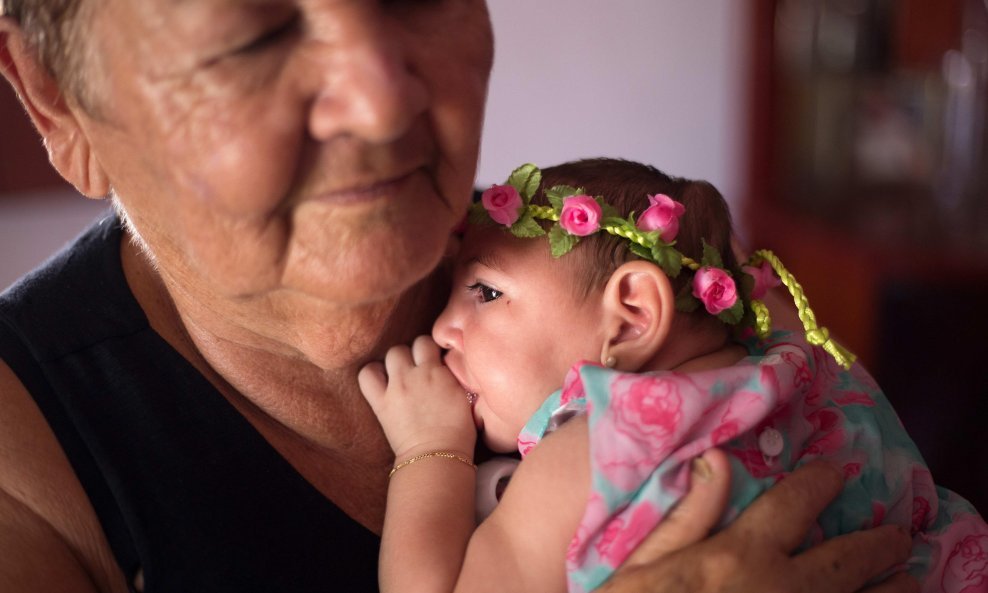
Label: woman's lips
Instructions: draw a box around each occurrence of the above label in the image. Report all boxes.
[311,169,418,207]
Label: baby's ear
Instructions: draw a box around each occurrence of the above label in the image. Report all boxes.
[599,261,674,371]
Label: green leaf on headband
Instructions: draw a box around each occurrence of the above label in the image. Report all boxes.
[675,286,699,313]
[549,224,578,257]
[738,270,755,303]
[546,185,583,210]
[508,164,542,201]
[700,239,725,270]
[717,299,744,325]
[510,211,547,238]
[468,202,492,226]
[737,273,757,328]
[629,242,652,261]
[596,197,620,220]
[601,217,633,237]
[652,244,683,278]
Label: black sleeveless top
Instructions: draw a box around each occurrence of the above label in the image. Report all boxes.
[0,215,380,592]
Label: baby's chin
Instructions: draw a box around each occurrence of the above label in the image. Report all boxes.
[482,431,519,455]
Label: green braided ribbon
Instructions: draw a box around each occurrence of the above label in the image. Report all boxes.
[749,250,856,370]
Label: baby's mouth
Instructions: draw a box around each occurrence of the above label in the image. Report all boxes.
[441,354,483,428]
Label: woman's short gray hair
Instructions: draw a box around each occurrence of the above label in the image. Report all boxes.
[3,0,94,107]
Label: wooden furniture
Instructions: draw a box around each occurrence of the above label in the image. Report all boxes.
[744,0,987,511]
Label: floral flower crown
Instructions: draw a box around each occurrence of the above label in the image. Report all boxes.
[470,163,856,370]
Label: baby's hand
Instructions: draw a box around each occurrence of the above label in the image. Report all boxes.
[358,335,477,461]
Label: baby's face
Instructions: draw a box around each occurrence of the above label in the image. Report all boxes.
[432,226,606,452]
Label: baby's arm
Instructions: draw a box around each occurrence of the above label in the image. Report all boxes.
[358,335,590,593]
[454,415,590,592]
[359,335,478,593]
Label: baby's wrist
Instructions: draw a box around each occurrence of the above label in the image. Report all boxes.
[389,427,476,463]
[393,442,475,466]
[388,449,477,479]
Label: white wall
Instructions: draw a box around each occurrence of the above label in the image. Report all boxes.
[0,2,748,291]
[0,189,108,291]
[478,0,748,211]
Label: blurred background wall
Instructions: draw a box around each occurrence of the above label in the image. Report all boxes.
[1,1,985,510]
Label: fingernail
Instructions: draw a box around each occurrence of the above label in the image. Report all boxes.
[691,455,713,481]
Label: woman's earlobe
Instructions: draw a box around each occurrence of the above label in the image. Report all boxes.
[599,261,675,371]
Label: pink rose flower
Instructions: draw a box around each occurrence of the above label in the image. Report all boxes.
[637,193,685,242]
[481,184,523,226]
[559,195,602,236]
[743,260,781,299]
[691,267,737,314]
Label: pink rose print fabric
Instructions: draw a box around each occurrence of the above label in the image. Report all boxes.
[517,331,988,593]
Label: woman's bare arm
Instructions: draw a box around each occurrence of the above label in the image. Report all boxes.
[0,361,126,592]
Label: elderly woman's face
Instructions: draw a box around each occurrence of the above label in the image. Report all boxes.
[80,0,493,306]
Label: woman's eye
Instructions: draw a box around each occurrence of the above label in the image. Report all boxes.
[466,282,503,303]
[234,14,300,55]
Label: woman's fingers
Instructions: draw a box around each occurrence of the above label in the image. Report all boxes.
[728,460,844,551]
[621,449,732,568]
[794,524,914,593]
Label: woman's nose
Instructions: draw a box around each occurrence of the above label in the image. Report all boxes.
[305,10,429,144]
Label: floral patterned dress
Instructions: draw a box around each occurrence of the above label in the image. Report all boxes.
[517,330,988,593]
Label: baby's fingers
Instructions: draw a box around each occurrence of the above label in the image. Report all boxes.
[384,344,414,376]
[411,335,442,366]
[357,362,388,406]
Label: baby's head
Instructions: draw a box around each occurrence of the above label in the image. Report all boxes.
[532,159,740,317]
[433,158,742,452]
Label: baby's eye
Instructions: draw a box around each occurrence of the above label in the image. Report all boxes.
[466,282,503,303]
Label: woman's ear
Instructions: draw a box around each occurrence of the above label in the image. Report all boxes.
[0,22,110,198]
[599,260,675,371]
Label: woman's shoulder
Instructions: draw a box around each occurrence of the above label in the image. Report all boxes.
[0,358,128,592]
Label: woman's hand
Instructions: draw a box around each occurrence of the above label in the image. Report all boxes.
[358,335,477,461]
[601,449,918,593]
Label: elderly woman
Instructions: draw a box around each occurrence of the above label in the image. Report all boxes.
[0,1,915,592]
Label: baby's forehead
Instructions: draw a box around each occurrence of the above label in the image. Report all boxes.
[457,226,543,265]
[456,225,589,279]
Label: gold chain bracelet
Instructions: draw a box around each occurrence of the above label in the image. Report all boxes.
[388,451,477,479]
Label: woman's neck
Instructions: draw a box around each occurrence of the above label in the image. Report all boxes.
[120,233,448,448]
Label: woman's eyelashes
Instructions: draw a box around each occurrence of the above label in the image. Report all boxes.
[466,282,503,303]
[233,14,301,56]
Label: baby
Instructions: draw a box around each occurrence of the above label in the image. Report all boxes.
[358,158,987,593]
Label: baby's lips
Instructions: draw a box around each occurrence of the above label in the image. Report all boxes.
[441,355,474,393]
[440,355,483,427]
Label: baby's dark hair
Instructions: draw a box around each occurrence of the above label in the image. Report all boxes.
[531,158,740,317]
